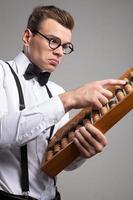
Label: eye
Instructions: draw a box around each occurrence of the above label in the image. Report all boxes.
[50,37,60,45]
[62,43,68,49]
[63,43,73,49]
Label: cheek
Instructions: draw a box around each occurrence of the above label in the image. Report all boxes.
[30,40,45,53]
[30,40,48,58]
[29,40,52,65]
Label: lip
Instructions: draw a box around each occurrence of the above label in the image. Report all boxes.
[49,59,59,66]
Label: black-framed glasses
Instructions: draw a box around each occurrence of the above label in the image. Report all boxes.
[32,30,74,55]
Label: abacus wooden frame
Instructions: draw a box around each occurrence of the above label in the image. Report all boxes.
[41,67,133,178]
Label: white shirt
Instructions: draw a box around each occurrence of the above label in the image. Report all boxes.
[0,52,85,200]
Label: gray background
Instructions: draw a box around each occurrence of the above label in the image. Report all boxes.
[0,0,133,200]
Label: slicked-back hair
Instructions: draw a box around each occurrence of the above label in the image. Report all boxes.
[27,5,74,32]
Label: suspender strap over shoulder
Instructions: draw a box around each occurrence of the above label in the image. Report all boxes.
[6,62,25,110]
[6,62,29,193]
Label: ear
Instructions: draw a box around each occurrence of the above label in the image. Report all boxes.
[22,29,33,46]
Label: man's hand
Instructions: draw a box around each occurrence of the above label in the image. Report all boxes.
[59,78,125,158]
[73,120,107,158]
[59,79,126,112]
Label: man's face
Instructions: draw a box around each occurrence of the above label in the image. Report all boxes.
[23,18,72,72]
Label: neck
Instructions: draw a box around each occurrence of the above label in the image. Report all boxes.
[22,50,48,73]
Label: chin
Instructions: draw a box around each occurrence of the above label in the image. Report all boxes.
[40,64,57,73]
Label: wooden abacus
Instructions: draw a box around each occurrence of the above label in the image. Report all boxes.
[41,67,133,178]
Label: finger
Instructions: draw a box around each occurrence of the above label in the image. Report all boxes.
[100,79,126,87]
[75,127,95,154]
[78,126,106,152]
[98,93,109,106]
[83,119,91,125]
[91,97,103,109]
[73,136,95,158]
[85,123,107,146]
[100,88,113,99]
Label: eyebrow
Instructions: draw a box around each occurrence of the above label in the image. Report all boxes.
[46,34,71,44]
[37,31,71,44]
[44,34,59,39]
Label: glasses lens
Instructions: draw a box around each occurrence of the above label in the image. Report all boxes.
[63,43,74,55]
[49,37,61,49]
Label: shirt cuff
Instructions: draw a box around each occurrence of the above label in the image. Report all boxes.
[64,156,86,171]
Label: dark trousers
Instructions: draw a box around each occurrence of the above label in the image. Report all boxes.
[0,190,61,200]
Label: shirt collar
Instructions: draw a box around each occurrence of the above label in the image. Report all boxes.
[14,52,31,76]
[14,52,48,75]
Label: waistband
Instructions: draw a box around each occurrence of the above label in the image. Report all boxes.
[0,190,37,200]
[0,190,61,200]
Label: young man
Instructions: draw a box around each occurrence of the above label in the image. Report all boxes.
[0,5,125,200]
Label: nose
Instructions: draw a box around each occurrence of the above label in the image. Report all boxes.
[53,45,64,57]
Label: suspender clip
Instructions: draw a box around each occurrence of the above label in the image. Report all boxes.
[20,104,25,110]
[22,191,29,197]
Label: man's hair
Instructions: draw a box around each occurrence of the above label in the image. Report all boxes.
[27,5,74,32]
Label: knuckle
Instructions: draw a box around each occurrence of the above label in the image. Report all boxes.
[105,97,109,103]
[83,119,90,126]
[103,99,108,106]
[75,129,78,134]
[109,91,113,97]
[79,126,85,132]
[90,95,95,102]
[96,102,102,109]
[107,79,113,84]
[103,138,108,146]
[101,135,108,146]
[85,152,91,158]
[75,130,80,137]
[91,98,97,105]
[85,123,91,131]
[90,149,96,156]
[96,144,103,153]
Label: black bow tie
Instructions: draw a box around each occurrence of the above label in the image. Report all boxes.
[24,63,51,86]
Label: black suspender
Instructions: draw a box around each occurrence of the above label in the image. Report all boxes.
[6,62,55,194]
[45,85,55,143]
[6,63,25,111]
[6,62,29,193]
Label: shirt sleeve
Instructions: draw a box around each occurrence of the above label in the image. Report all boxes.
[0,96,65,148]
[0,62,66,148]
